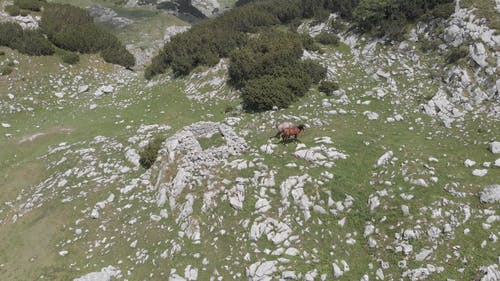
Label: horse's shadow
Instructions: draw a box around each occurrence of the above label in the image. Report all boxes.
[277,137,301,144]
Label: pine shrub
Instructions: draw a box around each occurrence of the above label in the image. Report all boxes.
[61,51,80,64]
[101,45,135,68]
[0,66,14,76]
[0,22,23,47]
[11,30,54,56]
[14,0,45,11]
[139,136,165,169]
[319,80,340,94]
[5,5,21,16]
[315,31,339,45]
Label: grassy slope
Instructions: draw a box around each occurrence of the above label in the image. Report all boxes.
[0,3,499,281]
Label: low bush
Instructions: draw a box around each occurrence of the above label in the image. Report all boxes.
[446,46,468,64]
[11,30,54,56]
[0,22,23,47]
[300,33,320,51]
[40,3,134,67]
[5,5,21,16]
[242,76,296,111]
[0,65,13,76]
[301,59,327,83]
[315,31,340,45]
[14,0,45,11]
[419,36,441,52]
[420,2,454,21]
[61,51,79,64]
[139,136,165,169]
[318,80,340,93]
[101,45,135,68]
[0,50,5,56]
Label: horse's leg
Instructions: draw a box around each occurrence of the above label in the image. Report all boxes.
[274,131,282,139]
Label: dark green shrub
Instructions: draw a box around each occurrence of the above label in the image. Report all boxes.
[353,0,453,38]
[242,76,296,111]
[61,51,79,64]
[329,19,348,32]
[40,3,134,67]
[419,36,441,52]
[101,45,135,68]
[146,0,312,80]
[324,0,360,19]
[11,30,54,56]
[14,0,45,11]
[20,10,29,16]
[0,22,23,47]
[301,59,327,83]
[421,3,454,20]
[0,66,13,76]
[319,80,339,93]
[49,24,114,53]
[229,30,303,85]
[139,136,165,169]
[315,31,340,45]
[446,46,468,64]
[300,33,320,51]
[0,50,5,56]
[5,5,21,16]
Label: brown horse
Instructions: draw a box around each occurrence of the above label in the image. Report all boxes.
[270,122,294,139]
[281,124,305,142]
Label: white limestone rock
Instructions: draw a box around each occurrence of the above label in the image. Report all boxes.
[489,141,500,154]
[247,260,278,281]
[375,151,393,167]
[472,169,488,177]
[464,159,476,167]
[469,42,488,68]
[73,266,121,281]
[479,184,500,203]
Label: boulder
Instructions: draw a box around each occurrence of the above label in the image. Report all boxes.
[443,25,464,47]
[469,42,488,68]
[479,184,500,203]
[489,141,500,154]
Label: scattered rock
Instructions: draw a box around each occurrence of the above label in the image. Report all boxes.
[479,185,500,203]
[489,141,500,154]
[375,151,393,167]
[464,159,476,167]
[73,266,121,281]
[469,42,488,68]
[472,169,488,177]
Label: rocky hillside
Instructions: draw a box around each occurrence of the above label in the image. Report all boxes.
[0,0,499,280]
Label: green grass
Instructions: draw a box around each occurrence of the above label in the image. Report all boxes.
[0,5,499,280]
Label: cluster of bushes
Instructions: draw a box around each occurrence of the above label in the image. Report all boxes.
[353,0,454,38]
[229,31,326,110]
[14,0,46,11]
[0,22,54,56]
[139,136,165,169]
[5,5,21,16]
[235,0,453,39]
[5,0,46,16]
[0,3,133,67]
[40,3,134,68]
[146,0,332,79]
